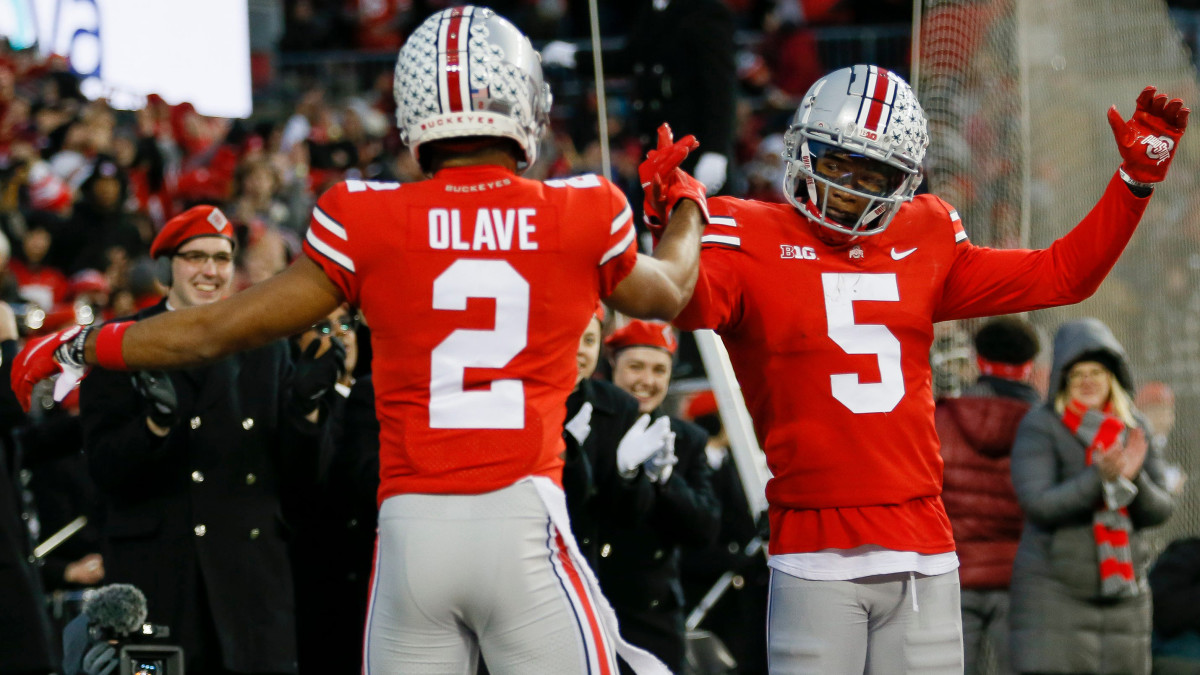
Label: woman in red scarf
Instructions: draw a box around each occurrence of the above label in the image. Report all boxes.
[1009,318,1175,675]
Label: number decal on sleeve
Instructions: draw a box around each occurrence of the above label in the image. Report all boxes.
[429,260,529,428]
[821,273,904,414]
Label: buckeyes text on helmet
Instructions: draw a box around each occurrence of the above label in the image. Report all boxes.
[781,65,929,238]
[393,6,552,173]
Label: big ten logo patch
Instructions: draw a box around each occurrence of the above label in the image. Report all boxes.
[780,245,818,260]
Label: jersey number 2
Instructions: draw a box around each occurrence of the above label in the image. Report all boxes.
[821,272,904,414]
[430,260,529,428]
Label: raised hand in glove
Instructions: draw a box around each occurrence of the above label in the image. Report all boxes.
[642,429,677,484]
[291,336,347,413]
[10,324,93,412]
[1108,86,1189,186]
[616,414,673,478]
[639,123,707,241]
[132,370,178,432]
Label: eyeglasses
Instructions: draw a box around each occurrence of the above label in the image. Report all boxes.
[311,315,359,335]
[1067,366,1109,383]
[174,250,234,266]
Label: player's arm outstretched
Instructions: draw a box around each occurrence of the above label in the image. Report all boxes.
[606,124,710,321]
[936,86,1189,321]
[11,258,345,410]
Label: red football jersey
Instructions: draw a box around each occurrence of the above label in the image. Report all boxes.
[302,166,639,501]
[675,173,1148,555]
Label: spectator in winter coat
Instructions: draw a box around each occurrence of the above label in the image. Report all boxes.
[1010,317,1174,675]
[935,316,1040,675]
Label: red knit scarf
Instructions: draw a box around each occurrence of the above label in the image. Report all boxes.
[1060,399,1139,598]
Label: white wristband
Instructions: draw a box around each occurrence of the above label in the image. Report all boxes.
[1119,167,1155,190]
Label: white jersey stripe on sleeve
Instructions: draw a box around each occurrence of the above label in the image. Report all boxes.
[709,215,738,228]
[611,203,633,234]
[701,234,741,247]
[600,226,636,266]
[313,206,349,241]
[306,228,356,273]
[955,230,968,243]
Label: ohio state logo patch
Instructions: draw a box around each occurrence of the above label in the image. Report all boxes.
[1141,135,1175,164]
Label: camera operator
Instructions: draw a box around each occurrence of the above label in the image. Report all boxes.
[78,206,340,675]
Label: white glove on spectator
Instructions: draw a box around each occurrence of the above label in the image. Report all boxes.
[693,152,728,194]
[565,402,594,445]
[643,430,677,484]
[541,40,578,69]
[617,415,672,478]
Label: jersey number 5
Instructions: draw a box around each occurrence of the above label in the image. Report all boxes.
[821,272,904,414]
[430,259,529,428]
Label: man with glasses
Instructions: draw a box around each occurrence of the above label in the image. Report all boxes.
[76,205,343,675]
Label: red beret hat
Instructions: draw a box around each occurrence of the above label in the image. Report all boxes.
[604,320,677,354]
[150,205,235,259]
[592,302,606,325]
[685,390,718,421]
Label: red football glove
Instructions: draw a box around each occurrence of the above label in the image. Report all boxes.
[1107,86,1189,185]
[639,124,700,239]
[11,325,90,412]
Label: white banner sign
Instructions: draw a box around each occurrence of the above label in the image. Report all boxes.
[0,0,251,118]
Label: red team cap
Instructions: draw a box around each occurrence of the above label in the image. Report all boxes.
[70,269,110,296]
[685,390,719,421]
[149,205,236,259]
[592,302,606,325]
[604,319,677,354]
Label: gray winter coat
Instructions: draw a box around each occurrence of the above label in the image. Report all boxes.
[1009,318,1174,675]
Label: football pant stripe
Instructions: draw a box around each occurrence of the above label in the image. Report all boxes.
[611,203,633,234]
[547,525,614,675]
[306,228,357,273]
[313,206,349,240]
[361,535,382,674]
[600,226,636,266]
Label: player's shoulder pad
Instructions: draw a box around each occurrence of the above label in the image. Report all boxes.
[908,193,968,245]
[316,179,403,218]
[543,173,609,190]
[701,196,784,250]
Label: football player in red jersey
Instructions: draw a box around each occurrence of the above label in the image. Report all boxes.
[642,64,1188,674]
[11,7,708,674]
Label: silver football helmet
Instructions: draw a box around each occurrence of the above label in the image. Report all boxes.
[782,64,929,237]
[394,6,552,171]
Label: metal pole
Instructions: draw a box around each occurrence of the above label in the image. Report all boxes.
[587,0,612,180]
[693,329,770,519]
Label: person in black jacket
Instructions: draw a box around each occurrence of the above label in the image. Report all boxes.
[0,301,61,674]
[290,305,379,675]
[601,319,720,673]
[563,304,670,567]
[1149,537,1200,668]
[78,206,341,675]
[543,0,737,196]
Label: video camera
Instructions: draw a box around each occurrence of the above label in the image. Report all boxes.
[63,584,185,675]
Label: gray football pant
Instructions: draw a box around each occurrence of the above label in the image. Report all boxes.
[364,482,619,675]
[767,569,964,674]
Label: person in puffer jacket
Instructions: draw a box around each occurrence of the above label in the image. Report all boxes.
[936,317,1041,675]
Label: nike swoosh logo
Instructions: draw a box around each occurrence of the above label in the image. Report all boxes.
[891,247,918,260]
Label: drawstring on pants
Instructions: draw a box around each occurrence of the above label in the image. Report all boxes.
[909,571,920,612]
